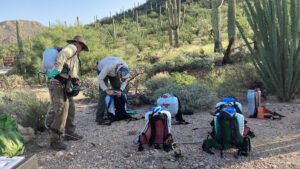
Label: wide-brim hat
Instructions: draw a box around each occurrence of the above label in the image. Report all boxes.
[67,35,89,51]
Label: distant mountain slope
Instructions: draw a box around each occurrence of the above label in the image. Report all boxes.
[0,20,45,44]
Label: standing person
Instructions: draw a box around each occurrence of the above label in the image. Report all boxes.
[96,56,130,125]
[46,35,89,150]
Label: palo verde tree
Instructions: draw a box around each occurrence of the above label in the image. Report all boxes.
[237,0,300,101]
[222,0,236,65]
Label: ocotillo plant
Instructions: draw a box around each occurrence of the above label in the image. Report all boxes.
[16,20,25,74]
[237,0,300,101]
[211,0,224,52]
[166,0,185,48]
[222,0,236,65]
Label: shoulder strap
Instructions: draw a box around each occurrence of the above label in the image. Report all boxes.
[149,112,156,145]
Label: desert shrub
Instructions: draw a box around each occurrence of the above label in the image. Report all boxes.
[145,72,197,92]
[0,75,27,90]
[214,63,261,98]
[148,55,214,76]
[0,91,48,132]
[81,78,99,100]
[145,73,172,92]
[153,83,218,113]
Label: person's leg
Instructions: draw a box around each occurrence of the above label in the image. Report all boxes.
[65,97,83,140]
[48,79,68,150]
[96,77,110,124]
[108,76,121,90]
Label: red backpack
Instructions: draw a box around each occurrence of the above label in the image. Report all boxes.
[135,108,173,152]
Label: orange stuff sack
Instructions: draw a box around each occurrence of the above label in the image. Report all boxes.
[257,106,265,119]
[257,106,274,119]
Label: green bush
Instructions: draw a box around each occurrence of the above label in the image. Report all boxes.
[170,72,196,85]
[153,83,218,113]
[0,91,48,131]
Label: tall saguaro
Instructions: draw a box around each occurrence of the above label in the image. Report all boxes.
[211,0,224,52]
[166,0,185,48]
[16,20,25,74]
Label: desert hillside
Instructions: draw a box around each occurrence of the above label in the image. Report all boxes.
[0,20,45,44]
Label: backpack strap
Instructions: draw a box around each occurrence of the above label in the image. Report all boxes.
[216,113,225,158]
[229,115,239,145]
[149,112,157,145]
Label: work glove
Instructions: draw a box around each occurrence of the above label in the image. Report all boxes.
[46,69,61,78]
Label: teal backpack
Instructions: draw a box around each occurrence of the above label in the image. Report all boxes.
[0,114,25,157]
[202,108,251,158]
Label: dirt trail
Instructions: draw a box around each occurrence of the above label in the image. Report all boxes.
[26,87,300,169]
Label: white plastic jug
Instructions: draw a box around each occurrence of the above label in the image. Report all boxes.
[156,93,179,117]
[42,48,59,73]
[247,90,256,117]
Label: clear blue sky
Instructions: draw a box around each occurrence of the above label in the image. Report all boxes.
[0,0,146,26]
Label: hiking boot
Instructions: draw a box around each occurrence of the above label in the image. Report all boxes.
[50,141,67,150]
[97,119,111,126]
[64,133,83,141]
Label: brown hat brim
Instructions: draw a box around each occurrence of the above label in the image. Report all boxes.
[67,40,89,51]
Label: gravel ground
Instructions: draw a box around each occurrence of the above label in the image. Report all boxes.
[25,88,300,169]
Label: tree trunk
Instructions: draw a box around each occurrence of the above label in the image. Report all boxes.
[222,37,235,65]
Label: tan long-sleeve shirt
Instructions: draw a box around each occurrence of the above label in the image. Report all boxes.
[55,44,79,78]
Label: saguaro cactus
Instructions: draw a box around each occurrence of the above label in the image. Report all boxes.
[16,20,25,74]
[211,0,224,52]
[166,0,185,48]
[222,0,236,65]
[237,0,300,101]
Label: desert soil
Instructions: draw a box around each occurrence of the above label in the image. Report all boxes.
[24,86,300,169]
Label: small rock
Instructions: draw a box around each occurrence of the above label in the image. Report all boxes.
[68,152,75,156]
[55,151,64,157]
[199,162,205,166]
[192,163,199,169]
[37,142,48,148]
